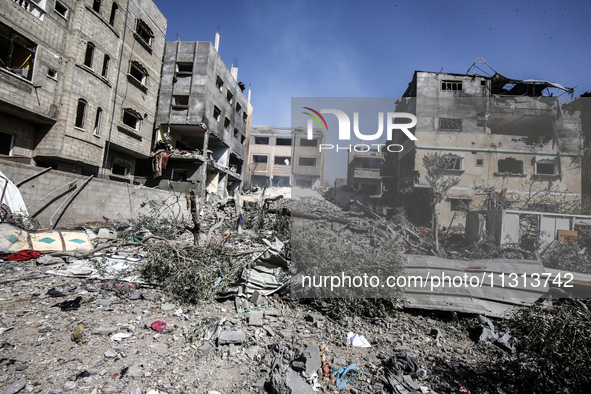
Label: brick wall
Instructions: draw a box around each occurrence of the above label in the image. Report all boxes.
[0,160,190,227]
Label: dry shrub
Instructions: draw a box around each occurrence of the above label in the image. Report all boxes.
[291,226,404,318]
[495,299,591,393]
[137,243,247,304]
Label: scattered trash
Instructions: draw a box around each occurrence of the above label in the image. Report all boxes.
[347,332,371,347]
[151,321,167,332]
[187,317,225,342]
[110,332,132,341]
[71,323,84,346]
[53,296,82,312]
[72,370,91,380]
[1,249,41,262]
[120,366,129,379]
[332,363,359,390]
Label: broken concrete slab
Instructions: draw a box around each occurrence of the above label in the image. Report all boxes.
[292,345,321,375]
[218,330,245,345]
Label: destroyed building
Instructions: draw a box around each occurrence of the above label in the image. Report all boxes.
[347,145,384,196]
[245,126,325,189]
[149,35,253,196]
[385,61,583,230]
[0,0,166,179]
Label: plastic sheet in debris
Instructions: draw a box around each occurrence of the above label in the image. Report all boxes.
[0,171,28,218]
[46,254,143,281]
[241,239,289,296]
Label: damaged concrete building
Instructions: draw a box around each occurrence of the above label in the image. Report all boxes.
[150,35,253,196]
[0,0,166,178]
[385,62,583,231]
[245,126,325,189]
[347,146,385,196]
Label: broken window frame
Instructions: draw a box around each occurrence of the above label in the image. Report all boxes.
[216,76,224,91]
[441,154,463,171]
[12,0,46,20]
[254,137,269,145]
[128,60,148,89]
[496,157,525,176]
[0,23,37,81]
[276,138,292,146]
[226,91,234,104]
[274,156,291,165]
[134,19,154,48]
[212,106,221,122]
[224,117,231,130]
[236,102,242,114]
[242,112,248,123]
[252,155,268,164]
[122,107,142,131]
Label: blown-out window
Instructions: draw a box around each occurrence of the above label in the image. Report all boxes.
[93,108,103,136]
[109,3,118,25]
[122,108,142,131]
[0,23,37,80]
[135,19,154,47]
[498,158,523,174]
[101,54,110,77]
[75,99,87,128]
[84,42,95,68]
[442,154,463,170]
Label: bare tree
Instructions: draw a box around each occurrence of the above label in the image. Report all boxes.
[422,153,461,254]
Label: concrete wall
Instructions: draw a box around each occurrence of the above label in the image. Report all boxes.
[0,160,190,227]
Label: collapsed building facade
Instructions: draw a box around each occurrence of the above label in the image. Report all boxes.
[245,126,325,189]
[385,62,583,230]
[347,146,385,196]
[150,36,253,196]
[0,0,166,179]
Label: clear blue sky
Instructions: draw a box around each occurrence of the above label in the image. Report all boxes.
[152,0,591,128]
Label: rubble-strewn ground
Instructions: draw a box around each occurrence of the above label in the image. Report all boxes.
[1,187,591,394]
[0,259,513,394]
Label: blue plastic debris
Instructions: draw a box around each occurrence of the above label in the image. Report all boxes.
[333,363,359,390]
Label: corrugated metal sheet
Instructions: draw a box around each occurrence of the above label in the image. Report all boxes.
[403,255,548,317]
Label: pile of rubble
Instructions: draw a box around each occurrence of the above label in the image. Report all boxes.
[1,184,590,393]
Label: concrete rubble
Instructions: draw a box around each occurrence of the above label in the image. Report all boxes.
[0,185,590,393]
